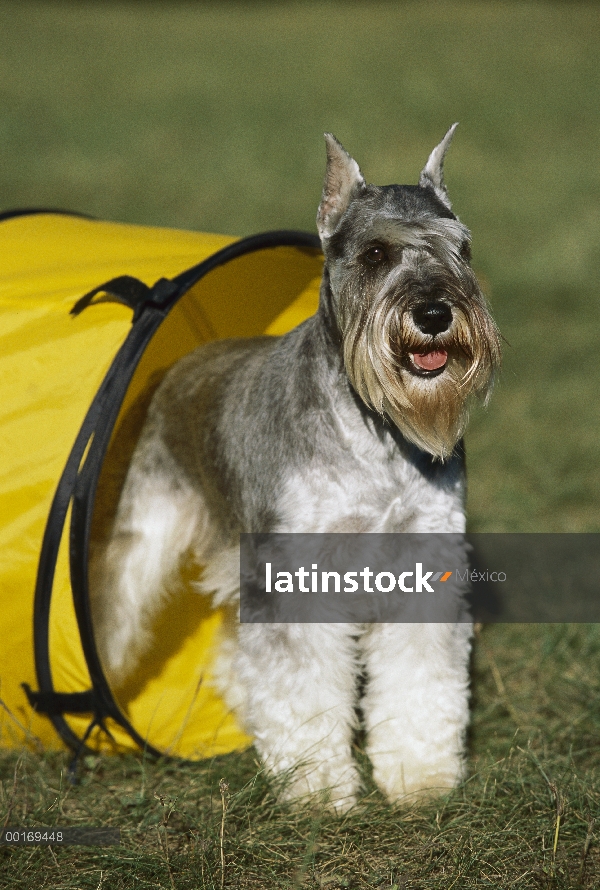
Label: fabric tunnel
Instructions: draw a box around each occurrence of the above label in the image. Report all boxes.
[0,211,323,760]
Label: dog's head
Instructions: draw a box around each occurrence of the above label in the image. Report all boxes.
[316,126,501,460]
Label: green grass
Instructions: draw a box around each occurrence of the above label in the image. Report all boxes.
[1,1,600,886]
[2,624,600,888]
[2,0,599,531]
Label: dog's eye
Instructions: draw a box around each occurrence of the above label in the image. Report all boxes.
[363,244,387,266]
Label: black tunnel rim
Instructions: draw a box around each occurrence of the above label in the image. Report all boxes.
[29,219,322,760]
[0,207,95,222]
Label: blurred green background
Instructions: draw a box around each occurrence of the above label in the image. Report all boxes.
[1,1,599,532]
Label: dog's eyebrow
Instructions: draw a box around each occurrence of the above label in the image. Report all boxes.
[365,217,470,249]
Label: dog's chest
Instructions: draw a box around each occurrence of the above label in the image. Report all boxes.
[276,424,465,534]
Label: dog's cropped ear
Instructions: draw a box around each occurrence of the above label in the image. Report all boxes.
[317,134,365,241]
[419,123,458,210]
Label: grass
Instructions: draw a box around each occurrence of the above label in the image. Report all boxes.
[2,624,600,888]
[1,1,599,532]
[1,1,600,887]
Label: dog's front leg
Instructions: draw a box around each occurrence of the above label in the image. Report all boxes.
[236,622,360,811]
[361,622,471,803]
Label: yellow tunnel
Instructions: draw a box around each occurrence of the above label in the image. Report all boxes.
[0,211,323,760]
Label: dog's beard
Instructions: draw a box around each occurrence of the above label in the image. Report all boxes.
[339,276,502,460]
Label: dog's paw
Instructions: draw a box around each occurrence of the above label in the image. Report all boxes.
[274,758,359,813]
[369,747,464,805]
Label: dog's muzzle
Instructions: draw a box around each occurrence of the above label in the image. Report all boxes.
[408,301,452,374]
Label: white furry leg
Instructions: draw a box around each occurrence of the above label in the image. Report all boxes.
[361,623,472,804]
[89,464,198,684]
[236,623,360,811]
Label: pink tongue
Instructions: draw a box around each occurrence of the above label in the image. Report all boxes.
[412,350,448,371]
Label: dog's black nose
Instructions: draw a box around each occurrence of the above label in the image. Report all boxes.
[412,302,452,336]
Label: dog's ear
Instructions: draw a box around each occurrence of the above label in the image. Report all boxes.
[419,123,458,209]
[317,134,365,241]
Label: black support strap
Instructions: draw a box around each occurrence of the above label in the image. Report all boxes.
[70,275,179,320]
[22,685,99,717]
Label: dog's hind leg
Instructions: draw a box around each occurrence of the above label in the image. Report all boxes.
[89,436,201,685]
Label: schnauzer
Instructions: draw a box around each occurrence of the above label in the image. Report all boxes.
[91,125,501,810]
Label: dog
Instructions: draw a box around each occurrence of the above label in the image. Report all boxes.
[91,125,501,810]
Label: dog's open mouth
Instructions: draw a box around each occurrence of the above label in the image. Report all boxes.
[409,349,448,376]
